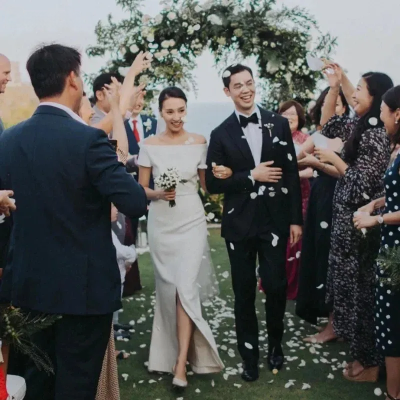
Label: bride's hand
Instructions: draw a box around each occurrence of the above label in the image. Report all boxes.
[159,189,176,202]
[213,165,232,180]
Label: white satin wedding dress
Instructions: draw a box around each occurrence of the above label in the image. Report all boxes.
[138,142,224,374]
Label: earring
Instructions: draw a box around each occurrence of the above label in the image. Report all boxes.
[396,120,399,125]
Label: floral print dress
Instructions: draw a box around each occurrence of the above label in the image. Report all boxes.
[323,115,390,367]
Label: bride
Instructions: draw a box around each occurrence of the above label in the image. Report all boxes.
[138,87,225,389]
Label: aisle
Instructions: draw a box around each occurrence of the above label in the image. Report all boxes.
[117,230,383,400]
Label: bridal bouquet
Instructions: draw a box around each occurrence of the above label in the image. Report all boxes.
[154,167,187,208]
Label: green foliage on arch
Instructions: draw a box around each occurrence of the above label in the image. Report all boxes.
[87,0,336,109]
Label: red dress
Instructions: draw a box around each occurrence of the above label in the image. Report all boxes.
[285,131,310,299]
[258,131,310,300]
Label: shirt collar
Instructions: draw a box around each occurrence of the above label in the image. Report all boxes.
[39,102,87,125]
[132,114,142,123]
[235,105,261,123]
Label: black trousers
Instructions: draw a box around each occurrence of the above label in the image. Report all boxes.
[8,312,112,400]
[226,235,287,365]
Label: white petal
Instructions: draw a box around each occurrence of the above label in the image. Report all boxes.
[296,251,301,258]
[195,389,201,393]
[302,383,311,390]
[272,233,279,247]
[316,284,324,289]
[327,373,334,379]
[273,137,279,143]
[228,208,234,214]
[287,153,293,161]
[244,342,253,349]
[250,192,258,199]
[362,192,370,200]
[281,187,288,194]
[369,117,378,126]
[222,271,230,279]
[222,70,231,78]
[320,221,329,229]
[230,243,235,250]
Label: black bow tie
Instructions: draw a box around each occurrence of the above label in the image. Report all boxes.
[239,113,259,128]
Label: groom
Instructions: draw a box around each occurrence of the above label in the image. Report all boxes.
[206,64,302,382]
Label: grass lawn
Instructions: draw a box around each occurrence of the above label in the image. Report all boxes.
[117,230,384,399]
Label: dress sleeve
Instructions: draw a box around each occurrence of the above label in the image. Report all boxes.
[321,115,354,141]
[137,145,152,168]
[198,144,208,169]
[340,128,390,206]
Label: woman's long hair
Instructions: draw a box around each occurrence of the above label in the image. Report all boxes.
[382,86,400,150]
[343,72,393,163]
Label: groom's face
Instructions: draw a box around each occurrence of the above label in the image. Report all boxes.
[224,70,255,112]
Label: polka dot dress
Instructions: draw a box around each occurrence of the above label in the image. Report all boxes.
[376,155,400,357]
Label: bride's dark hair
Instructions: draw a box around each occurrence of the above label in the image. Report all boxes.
[158,87,187,111]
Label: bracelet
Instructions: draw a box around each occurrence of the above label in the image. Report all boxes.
[117,149,128,165]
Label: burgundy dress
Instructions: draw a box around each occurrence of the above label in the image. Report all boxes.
[286,131,311,300]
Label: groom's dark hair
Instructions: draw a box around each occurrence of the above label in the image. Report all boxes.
[222,64,253,89]
[27,44,81,99]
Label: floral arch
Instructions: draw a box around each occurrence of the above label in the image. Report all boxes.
[87,0,336,109]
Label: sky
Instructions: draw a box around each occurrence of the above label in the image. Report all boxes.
[1,0,399,103]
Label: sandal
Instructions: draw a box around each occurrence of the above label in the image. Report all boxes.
[386,392,400,400]
[116,351,130,361]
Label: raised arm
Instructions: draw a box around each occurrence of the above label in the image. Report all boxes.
[321,66,342,127]
[86,130,147,218]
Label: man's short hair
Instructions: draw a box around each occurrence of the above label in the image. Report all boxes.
[92,73,123,103]
[222,64,254,89]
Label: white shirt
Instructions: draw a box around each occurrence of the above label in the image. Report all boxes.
[235,106,262,166]
[128,114,144,142]
[39,102,88,125]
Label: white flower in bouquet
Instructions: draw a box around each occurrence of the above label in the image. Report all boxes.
[171,49,179,55]
[161,40,170,49]
[207,14,223,25]
[187,26,195,35]
[155,167,187,207]
[182,22,188,27]
[167,11,177,21]
[194,5,202,13]
[221,0,232,6]
[193,24,201,31]
[147,34,155,43]
[169,39,176,47]
[203,0,214,11]
[233,28,243,37]
[160,49,169,57]
[120,47,127,56]
[217,37,226,46]
[266,60,280,74]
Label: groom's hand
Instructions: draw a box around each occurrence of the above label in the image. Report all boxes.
[251,161,282,183]
[290,225,302,247]
[0,190,16,216]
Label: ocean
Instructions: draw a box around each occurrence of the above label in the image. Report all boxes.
[154,102,235,141]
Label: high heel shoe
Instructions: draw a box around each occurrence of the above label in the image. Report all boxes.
[172,364,188,389]
[343,366,379,382]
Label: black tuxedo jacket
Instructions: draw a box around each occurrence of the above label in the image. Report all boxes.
[206,106,303,242]
[0,106,147,315]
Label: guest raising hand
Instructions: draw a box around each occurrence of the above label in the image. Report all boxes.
[314,63,393,382]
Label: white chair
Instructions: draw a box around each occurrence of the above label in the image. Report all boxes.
[6,375,26,400]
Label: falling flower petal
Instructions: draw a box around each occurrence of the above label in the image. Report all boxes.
[250,192,258,199]
[272,233,279,247]
[362,192,370,200]
[320,221,329,229]
[122,373,129,381]
[316,284,324,289]
[244,342,253,349]
[328,373,334,379]
[281,187,288,194]
[222,271,230,279]
[273,137,279,143]
[302,383,311,390]
[369,117,378,126]
[288,153,293,161]
[222,70,231,78]
[374,388,382,396]
[230,243,235,250]
[228,208,234,214]
[296,251,301,258]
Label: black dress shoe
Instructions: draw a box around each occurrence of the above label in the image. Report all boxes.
[113,323,132,332]
[241,363,259,382]
[114,330,131,340]
[267,345,284,372]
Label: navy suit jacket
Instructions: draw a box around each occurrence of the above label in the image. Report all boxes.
[124,115,157,157]
[0,106,147,315]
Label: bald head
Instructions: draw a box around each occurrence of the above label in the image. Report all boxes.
[0,54,12,94]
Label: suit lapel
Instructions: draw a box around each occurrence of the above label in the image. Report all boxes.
[226,113,255,166]
[125,120,140,155]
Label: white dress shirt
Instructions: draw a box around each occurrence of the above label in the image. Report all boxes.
[235,106,262,166]
[39,102,88,125]
[128,114,144,142]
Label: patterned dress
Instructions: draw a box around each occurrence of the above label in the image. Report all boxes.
[323,115,390,367]
[376,152,400,357]
[285,130,311,300]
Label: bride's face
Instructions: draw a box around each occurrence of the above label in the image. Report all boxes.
[161,97,187,134]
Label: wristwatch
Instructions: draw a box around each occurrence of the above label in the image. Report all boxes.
[377,215,384,225]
